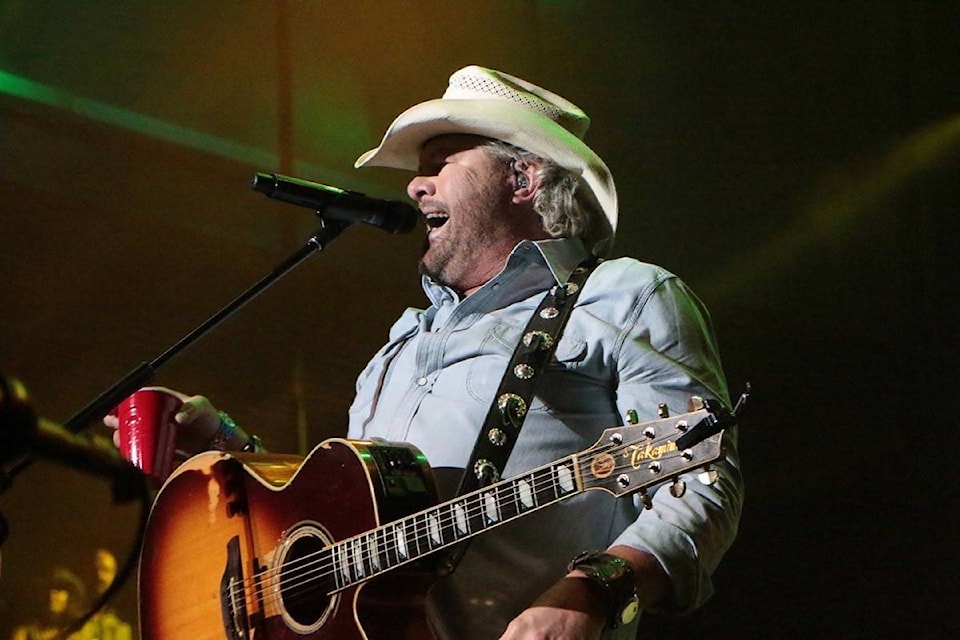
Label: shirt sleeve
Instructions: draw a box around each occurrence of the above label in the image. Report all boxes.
[610,272,744,614]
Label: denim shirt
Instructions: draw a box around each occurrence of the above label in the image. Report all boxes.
[347,237,743,639]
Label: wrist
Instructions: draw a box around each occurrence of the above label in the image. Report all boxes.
[567,551,641,628]
[208,411,263,452]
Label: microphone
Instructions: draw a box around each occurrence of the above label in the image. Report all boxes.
[251,172,418,234]
[0,374,142,483]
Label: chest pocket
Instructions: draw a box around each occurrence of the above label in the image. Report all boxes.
[465,321,588,407]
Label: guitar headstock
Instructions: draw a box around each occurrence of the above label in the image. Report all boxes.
[580,399,732,498]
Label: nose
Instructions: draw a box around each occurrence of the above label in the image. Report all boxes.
[407,175,435,202]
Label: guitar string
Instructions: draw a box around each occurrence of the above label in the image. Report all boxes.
[224,452,586,608]
[257,446,703,615]
[236,449,697,615]
[224,432,706,611]
[226,436,699,610]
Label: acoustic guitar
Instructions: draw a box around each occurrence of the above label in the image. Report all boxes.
[138,398,731,639]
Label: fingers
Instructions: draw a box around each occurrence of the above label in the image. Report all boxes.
[104,387,224,463]
[173,395,218,429]
[102,388,218,435]
[174,401,198,425]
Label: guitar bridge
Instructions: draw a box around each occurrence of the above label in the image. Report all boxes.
[220,536,250,640]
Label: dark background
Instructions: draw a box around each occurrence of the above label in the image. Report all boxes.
[1,2,957,637]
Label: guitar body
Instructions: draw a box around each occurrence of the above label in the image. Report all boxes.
[138,438,439,640]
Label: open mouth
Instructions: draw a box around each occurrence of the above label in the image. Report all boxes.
[424,212,449,229]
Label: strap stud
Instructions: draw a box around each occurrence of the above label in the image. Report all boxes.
[513,364,535,379]
[522,330,554,351]
[474,459,500,483]
[488,428,508,446]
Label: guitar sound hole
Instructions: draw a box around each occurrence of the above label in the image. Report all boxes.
[279,531,333,628]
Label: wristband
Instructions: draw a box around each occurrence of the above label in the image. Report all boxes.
[568,551,640,628]
[208,411,237,450]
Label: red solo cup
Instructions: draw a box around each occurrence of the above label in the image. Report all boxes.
[116,387,180,483]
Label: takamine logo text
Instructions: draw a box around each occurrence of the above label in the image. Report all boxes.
[626,441,677,467]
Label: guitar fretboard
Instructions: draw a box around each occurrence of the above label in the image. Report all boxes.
[323,456,580,592]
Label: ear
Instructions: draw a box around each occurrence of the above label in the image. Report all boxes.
[510,162,540,205]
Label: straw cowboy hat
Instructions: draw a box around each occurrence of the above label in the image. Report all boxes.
[355,65,618,240]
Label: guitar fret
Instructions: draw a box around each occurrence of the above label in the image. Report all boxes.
[497,482,521,522]
[381,526,394,568]
[482,490,500,525]
[421,512,436,551]
[466,493,487,533]
[367,531,381,572]
[452,501,470,537]
[337,544,350,586]
[379,526,393,567]
[444,503,459,540]
[556,462,575,494]
[437,505,459,546]
[407,516,424,558]
[517,474,536,510]
[427,513,442,546]
[393,522,409,561]
[534,466,559,506]
[351,538,365,579]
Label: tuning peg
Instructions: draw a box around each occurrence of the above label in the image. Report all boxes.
[657,403,669,418]
[625,409,639,425]
[669,478,687,498]
[688,395,705,410]
[639,490,653,510]
[697,466,719,486]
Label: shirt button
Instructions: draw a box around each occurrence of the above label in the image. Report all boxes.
[492,282,501,290]
[416,377,428,386]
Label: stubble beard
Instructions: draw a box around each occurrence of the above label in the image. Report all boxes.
[418,223,476,289]
[418,176,510,291]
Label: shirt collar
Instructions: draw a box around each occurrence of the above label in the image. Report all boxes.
[420,237,591,307]
[526,237,591,285]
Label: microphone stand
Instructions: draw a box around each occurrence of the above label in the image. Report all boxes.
[0,219,349,492]
[0,217,351,640]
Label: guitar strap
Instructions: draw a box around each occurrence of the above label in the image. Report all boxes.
[437,254,600,576]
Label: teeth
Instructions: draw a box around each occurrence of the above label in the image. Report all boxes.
[424,212,449,228]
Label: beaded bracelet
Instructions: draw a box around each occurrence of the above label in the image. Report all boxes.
[209,411,237,450]
[210,410,263,452]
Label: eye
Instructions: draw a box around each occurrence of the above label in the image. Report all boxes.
[417,161,444,177]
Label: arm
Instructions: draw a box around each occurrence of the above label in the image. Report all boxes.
[500,545,670,640]
[502,272,743,638]
[609,275,742,614]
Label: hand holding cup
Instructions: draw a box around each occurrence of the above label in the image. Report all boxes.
[105,386,223,483]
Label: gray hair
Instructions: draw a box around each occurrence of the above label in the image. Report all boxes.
[481,140,613,255]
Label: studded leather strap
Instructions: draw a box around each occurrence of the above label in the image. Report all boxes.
[455,255,600,497]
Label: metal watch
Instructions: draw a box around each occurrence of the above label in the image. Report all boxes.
[568,551,641,628]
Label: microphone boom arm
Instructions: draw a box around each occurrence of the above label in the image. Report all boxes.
[2,221,348,492]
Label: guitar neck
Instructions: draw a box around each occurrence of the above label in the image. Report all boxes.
[325,454,582,592]
[319,403,727,594]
